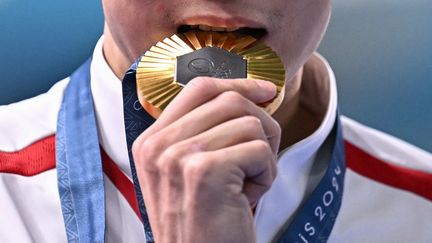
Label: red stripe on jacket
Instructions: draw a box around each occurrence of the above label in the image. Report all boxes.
[0,135,56,176]
[101,149,142,221]
[1,135,431,219]
[0,135,141,220]
[345,141,432,201]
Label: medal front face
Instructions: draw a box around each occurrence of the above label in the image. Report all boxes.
[176,46,247,85]
[136,29,285,118]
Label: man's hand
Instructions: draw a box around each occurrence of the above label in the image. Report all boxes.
[132,77,281,243]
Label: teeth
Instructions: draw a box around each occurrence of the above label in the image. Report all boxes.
[194,24,240,32]
[198,25,211,31]
[211,27,225,32]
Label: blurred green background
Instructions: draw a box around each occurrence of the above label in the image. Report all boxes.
[0,0,431,151]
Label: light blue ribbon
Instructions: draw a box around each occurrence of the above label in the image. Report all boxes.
[56,58,106,243]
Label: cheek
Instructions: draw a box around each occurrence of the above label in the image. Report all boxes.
[103,0,173,59]
[272,1,331,77]
[155,2,168,13]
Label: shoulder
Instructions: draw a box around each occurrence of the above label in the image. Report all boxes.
[0,78,69,176]
[328,116,432,242]
[341,116,432,201]
[341,115,432,174]
[0,78,70,152]
[0,81,69,242]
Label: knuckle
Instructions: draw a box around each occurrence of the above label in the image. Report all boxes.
[241,78,260,91]
[132,138,162,177]
[254,140,272,155]
[237,79,264,99]
[187,76,216,91]
[234,78,256,90]
[157,145,184,175]
[142,135,164,154]
[131,133,150,160]
[131,139,142,162]
[220,91,245,104]
[135,134,166,164]
[183,154,213,181]
[158,140,204,176]
[217,91,249,115]
[161,144,182,160]
[241,116,265,138]
[132,139,148,166]
[244,116,263,131]
[184,77,217,100]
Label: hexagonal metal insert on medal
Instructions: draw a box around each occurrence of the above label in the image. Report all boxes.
[175,47,247,86]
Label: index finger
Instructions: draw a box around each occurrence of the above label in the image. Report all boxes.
[154,77,277,128]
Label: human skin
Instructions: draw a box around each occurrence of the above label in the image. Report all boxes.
[101,0,332,242]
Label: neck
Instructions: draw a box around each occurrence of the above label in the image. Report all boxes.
[102,25,132,80]
[273,54,330,151]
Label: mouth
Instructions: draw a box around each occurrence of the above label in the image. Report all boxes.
[137,22,284,118]
[176,24,268,40]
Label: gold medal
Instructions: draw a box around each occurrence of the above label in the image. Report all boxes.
[136,30,285,118]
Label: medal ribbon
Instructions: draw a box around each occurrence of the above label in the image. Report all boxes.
[56,58,106,243]
[122,62,156,243]
[273,114,345,243]
[121,59,346,243]
[56,58,345,243]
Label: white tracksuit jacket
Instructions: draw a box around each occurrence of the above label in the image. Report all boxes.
[1,38,431,243]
